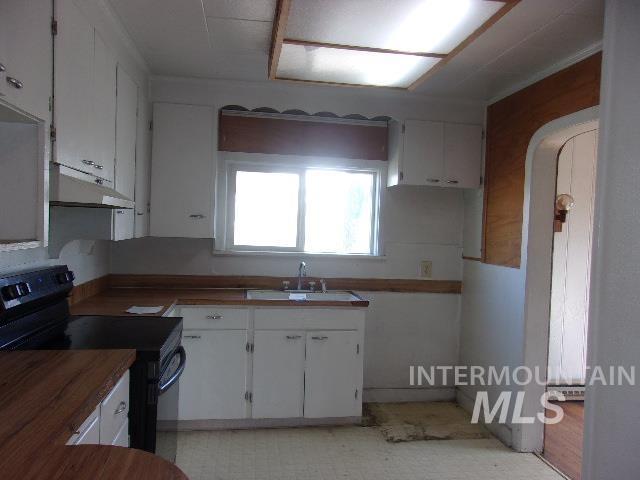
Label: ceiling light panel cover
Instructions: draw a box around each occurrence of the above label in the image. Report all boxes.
[285,0,506,54]
[276,43,441,88]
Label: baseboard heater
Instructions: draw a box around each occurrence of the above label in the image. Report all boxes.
[546,385,585,400]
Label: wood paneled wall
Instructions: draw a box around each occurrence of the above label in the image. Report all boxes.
[218,113,388,161]
[483,53,602,268]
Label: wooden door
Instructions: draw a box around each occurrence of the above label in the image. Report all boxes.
[548,129,598,385]
[115,66,137,199]
[402,120,443,186]
[444,123,482,188]
[179,330,248,420]
[54,0,94,172]
[304,331,360,418]
[252,330,305,418]
[150,103,214,238]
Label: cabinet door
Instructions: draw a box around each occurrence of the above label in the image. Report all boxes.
[402,120,443,186]
[91,31,116,182]
[54,0,94,173]
[150,103,214,238]
[99,370,129,445]
[179,330,248,420]
[115,66,137,199]
[134,99,151,237]
[304,331,361,418]
[0,0,52,121]
[252,331,305,419]
[112,208,134,241]
[444,123,482,189]
[74,414,100,445]
[112,419,129,447]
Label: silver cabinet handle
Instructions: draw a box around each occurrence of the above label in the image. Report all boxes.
[311,335,328,340]
[189,214,205,219]
[206,314,222,320]
[184,334,201,339]
[136,212,144,216]
[0,63,5,72]
[286,334,302,340]
[446,180,459,184]
[95,178,104,185]
[82,159,95,166]
[114,401,127,415]
[426,178,440,183]
[6,77,23,89]
[94,164,103,170]
[116,210,125,214]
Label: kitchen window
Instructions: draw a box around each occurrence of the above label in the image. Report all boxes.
[225,163,380,255]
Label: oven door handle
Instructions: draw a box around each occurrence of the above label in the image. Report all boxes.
[158,346,186,394]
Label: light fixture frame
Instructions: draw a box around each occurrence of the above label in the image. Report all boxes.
[268,0,521,90]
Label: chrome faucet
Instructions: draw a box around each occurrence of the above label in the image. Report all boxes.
[297,261,307,290]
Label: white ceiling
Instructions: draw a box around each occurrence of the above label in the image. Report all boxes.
[108,0,603,101]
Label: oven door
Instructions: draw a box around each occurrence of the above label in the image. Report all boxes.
[156,346,186,463]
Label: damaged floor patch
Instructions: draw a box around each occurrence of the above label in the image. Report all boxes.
[365,401,491,443]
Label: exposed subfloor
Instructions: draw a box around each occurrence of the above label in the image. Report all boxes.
[365,401,491,442]
[175,426,564,480]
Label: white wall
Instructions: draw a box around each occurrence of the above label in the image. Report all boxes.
[583,2,640,478]
[108,76,484,400]
[0,240,110,284]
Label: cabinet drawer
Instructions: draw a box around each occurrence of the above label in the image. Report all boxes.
[66,406,100,445]
[179,306,249,329]
[99,371,129,445]
[254,308,364,330]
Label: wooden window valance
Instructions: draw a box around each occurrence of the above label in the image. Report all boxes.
[218,111,388,161]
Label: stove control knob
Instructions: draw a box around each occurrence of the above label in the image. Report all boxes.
[56,271,75,284]
[1,282,31,301]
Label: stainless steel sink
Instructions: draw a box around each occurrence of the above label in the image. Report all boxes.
[246,290,360,302]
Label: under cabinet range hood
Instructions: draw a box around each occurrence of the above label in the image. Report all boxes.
[50,163,134,209]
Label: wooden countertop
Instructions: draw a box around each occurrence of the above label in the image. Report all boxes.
[71,287,369,317]
[0,350,187,479]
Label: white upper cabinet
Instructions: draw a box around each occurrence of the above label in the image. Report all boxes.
[54,0,96,175]
[443,123,483,188]
[150,103,215,238]
[91,32,116,183]
[0,0,52,121]
[402,120,444,186]
[388,119,482,189]
[115,66,138,199]
[134,100,151,237]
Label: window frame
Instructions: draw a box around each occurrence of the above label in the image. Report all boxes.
[222,158,382,256]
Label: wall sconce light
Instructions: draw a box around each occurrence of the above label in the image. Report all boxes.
[555,193,575,223]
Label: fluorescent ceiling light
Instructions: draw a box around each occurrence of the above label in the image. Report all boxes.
[277,44,441,88]
[386,0,504,54]
[274,0,510,89]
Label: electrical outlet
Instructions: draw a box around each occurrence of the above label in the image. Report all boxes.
[420,260,433,278]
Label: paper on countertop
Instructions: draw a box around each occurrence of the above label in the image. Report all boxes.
[288,293,307,301]
[126,305,164,314]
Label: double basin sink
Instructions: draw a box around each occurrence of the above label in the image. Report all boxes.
[246,290,360,302]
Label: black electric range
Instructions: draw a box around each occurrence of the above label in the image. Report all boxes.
[0,265,185,463]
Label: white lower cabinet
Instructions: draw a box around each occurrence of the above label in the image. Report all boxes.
[179,330,248,420]
[304,331,361,418]
[67,370,129,447]
[252,330,305,419]
[112,419,129,447]
[68,408,100,445]
[175,306,365,424]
